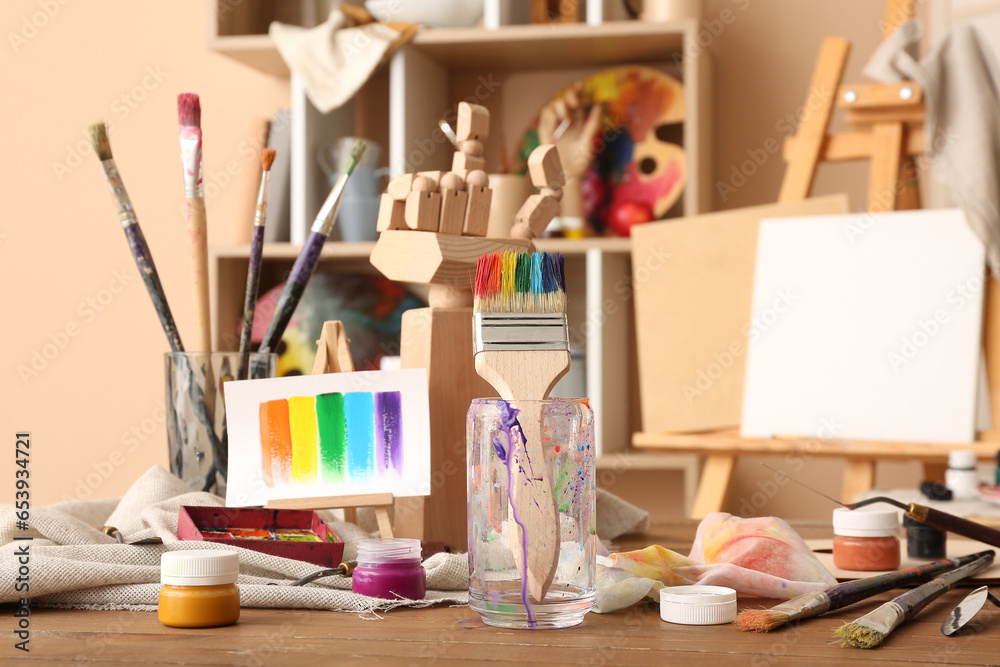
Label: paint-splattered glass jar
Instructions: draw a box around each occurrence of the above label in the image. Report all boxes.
[467,398,596,629]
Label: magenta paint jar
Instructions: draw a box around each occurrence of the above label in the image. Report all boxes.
[351,538,426,600]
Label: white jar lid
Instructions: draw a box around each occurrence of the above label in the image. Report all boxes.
[161,550,239,586]
[948,449,977,470]
[357,538,422,563]
[833,507,899,538]
[660,585,737,625]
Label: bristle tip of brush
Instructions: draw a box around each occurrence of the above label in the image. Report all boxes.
[88,122,111,160]
[833,621,885,649]
[177,93,201,128]
[343,140,366,175]
[473,251,567,315]
[261,147,277,171]
[735,609,790,633]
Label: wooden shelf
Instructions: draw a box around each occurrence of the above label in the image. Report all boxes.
[633,429,1000,462]
[211,237,631,261]
[409,21,691,72]
[208,21,692,78]
[208,34,288,77]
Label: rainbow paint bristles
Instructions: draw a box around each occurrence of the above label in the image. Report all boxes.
[473,251,567,314]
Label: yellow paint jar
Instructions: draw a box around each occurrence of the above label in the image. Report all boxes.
[158,550,240,628]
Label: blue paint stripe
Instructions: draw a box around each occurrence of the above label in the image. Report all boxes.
[344,392,375,480]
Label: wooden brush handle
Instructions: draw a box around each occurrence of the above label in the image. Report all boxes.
[911,505,1000,548]
[186,197,213,353]
[186,196,214,422]
[508,404,560,602]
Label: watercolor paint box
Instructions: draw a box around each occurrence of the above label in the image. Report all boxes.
[177,506,344,567]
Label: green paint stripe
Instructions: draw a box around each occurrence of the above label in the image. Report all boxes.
[316,392,347,483]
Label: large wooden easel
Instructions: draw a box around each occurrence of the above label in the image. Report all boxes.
[633,0,1000,516]
[266,321,396,539]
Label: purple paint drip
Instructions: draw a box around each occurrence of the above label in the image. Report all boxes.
[493,399,536,628]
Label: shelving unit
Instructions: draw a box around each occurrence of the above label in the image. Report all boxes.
[207,3,706,499]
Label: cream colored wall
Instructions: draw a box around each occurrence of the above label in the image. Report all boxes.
[4,0,927,517]
[3,0,289,504]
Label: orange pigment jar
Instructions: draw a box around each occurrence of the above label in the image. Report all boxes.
[832,508,901,571]
[158,550,240,628]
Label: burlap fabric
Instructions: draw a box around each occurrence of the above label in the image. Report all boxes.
[0,466,648,613]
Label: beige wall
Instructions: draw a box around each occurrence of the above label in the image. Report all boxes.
[3,0,289,504]
[5,0,926,516]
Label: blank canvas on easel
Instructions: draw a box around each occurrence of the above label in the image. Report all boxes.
[741,209,985,444]
[631,195,849,434]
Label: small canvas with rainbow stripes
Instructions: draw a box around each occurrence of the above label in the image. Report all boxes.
[224,368,431,507]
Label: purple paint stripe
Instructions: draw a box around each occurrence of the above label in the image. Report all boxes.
[375,391,403,476]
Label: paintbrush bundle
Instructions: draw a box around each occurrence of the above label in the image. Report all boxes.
[834,551,995,649]
[258,140,367,356]
[737,550,994,632]
[472,250,569,602]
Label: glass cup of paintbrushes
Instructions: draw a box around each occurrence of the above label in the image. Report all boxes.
[165,351,275,495]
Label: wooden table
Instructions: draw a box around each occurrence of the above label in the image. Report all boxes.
[6,523,1000,665]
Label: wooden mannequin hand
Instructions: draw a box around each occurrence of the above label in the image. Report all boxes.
[538,84,603,185]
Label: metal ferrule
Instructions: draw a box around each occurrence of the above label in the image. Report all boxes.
[473,313,570,353]
[312,172,349,235]
[254,171,270,226]
[100,158,138,228]
[772,591,831,620]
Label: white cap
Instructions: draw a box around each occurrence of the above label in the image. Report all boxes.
[660,586,737,625]
[833,508,899,538]
[948,449,977,470]
[161,550,239,586]
[357,538,422,564]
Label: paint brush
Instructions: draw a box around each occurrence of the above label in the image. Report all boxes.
[473,250,569,603]
[236,147,276,381]
[851,496,1000,550]
[737,550,994,632]
[90,121,223,488]
[258,140,366,355]
[89,121,184,352]
[177,93,213,356]
[834,551,995,648]
[760,464,1000,550]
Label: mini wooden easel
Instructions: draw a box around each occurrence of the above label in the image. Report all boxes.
[266,321,395,538]
[633,0,1000,516]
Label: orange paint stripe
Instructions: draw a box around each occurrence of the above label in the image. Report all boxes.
[259,399,292,487]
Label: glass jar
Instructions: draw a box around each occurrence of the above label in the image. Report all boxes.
[352,538,426,600]
[832,508,901,571]
[158,550,240,628]
[165,351,276,495]
[467,398,596,629]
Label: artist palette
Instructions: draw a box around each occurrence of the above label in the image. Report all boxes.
[178,506,345,567]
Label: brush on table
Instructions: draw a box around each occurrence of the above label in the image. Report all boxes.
[834,550,995,649]
[737,550,993,632]
[90,121,222,489]
[473,250,569,603]
[258,140,366,356]
[177,93,213,357]
[236,148,276,382]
